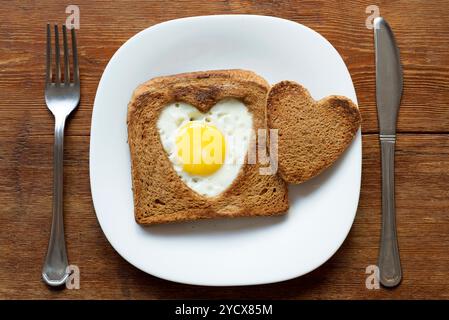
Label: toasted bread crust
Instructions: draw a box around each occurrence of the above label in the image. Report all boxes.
[128,70,288,225]
[267,81,361,184]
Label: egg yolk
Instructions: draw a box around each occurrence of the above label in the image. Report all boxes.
[175,121,226,176]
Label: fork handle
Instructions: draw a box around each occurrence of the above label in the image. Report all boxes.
[42,115,69,286]
[378,136,402,287]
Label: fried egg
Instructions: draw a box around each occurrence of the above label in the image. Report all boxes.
[157,98,253,197]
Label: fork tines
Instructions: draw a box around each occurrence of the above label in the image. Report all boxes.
[46,24,79,86]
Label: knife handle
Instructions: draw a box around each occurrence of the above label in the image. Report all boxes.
[378,135,402,287]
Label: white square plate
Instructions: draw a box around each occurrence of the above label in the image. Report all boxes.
[90,15,361,286]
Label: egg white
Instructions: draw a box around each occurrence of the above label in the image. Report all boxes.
[157,98,253,197]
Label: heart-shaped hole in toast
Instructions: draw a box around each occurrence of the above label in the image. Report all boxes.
[267,81,361,184]
[157,98,253,197]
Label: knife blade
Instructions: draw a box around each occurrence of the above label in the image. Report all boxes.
[375,17,403,135]
[374,17,403,287]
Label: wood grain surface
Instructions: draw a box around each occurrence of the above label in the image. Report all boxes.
[1,0,448,299]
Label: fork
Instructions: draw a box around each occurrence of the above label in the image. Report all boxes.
[42,24,80,286]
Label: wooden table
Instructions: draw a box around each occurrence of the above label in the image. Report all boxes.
[1,0,448,299]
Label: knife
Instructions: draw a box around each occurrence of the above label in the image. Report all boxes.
[374,17,403,287]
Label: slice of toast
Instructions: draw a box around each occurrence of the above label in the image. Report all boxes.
[128,70,289,225]
[267,81,361,184]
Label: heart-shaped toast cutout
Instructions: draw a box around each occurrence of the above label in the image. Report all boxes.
[157,98,253,197]
[267,81,361,184]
